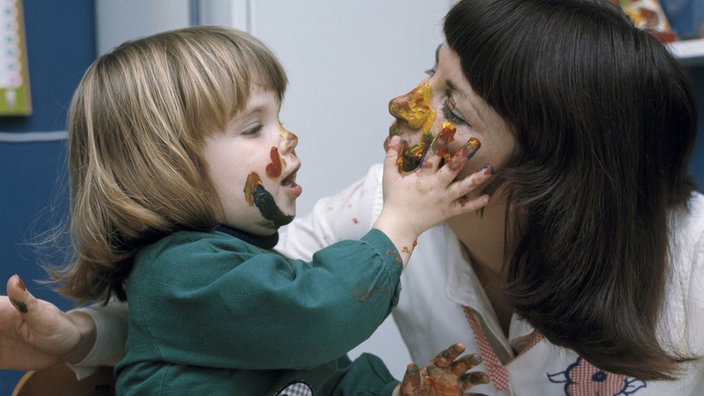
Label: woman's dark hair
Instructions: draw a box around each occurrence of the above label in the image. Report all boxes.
[445,0,698,380]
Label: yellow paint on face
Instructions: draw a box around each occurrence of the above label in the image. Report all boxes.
[388,82,440,172]
[389,82,436,132]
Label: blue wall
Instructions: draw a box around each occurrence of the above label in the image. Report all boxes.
[0,1,95,393]
[688,66,704,190]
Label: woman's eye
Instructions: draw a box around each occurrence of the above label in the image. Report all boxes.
[442,96,467,125]
[425,44,441,76]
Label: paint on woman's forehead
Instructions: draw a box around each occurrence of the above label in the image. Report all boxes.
[244,172,294,227]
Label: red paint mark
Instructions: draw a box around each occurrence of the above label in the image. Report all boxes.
[266,147,282,178]
[358,287,377,302]
[352,217,359,224]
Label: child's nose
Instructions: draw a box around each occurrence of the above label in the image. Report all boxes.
[388,82,436,133]
[279,126,298,154]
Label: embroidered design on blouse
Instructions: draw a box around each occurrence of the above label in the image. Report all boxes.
[547,357,647,395]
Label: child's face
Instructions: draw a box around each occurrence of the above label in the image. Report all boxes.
[203,87,302,236]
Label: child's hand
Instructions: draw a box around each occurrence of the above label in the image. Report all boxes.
[395,343,490,396]
[374,134,492,267]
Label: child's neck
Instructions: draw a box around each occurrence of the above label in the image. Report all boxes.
[215,224,279,249]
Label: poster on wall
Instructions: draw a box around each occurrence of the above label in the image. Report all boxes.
[0,0,30,115]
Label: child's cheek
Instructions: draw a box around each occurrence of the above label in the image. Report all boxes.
[266,146,282,178]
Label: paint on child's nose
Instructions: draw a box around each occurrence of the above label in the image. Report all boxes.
[389,82,436,133]
[244,172,294,227]
[280,126,298,152]
[266,147,282,178]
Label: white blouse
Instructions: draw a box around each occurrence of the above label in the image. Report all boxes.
[80,163,704,395]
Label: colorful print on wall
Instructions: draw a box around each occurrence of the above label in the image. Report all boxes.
[0,0,31,115]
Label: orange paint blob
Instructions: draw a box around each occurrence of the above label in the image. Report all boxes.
[266,147,282,178]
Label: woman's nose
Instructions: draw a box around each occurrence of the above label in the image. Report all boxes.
[388,82,436,133]
[279,126,298,154]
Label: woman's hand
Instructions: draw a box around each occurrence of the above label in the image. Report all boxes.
[395,343,490,396]
[0,275,95,370]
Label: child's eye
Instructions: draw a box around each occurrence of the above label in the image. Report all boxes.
[442,95,467,125]
[242,124,263,136]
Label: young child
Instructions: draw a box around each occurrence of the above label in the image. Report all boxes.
[46,26,492,395]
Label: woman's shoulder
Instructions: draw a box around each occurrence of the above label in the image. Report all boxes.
[670,191,704,242]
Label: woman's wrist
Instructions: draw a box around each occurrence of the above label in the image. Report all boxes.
[61,310,97,364]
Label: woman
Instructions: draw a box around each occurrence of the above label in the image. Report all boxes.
[2,0,703,394]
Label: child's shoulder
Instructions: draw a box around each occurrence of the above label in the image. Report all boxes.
[135,229,253,267]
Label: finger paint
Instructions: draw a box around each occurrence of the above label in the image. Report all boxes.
[389,82,436,132]
[266,147,282,178]
[11,298,27,313]
[464,137,481,159]
[280,126,298,152]
[244,172,294,227]
[421,366,463,396]
[429,122,457,167]
[389,82,438,172]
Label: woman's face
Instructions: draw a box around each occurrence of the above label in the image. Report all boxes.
[386,43,515,193]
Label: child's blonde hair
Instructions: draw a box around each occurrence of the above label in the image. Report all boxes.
[54,26,288,302]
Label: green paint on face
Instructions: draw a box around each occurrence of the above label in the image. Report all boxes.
[244,172,294,227]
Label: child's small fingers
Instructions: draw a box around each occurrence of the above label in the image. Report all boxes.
[453,194,491,214]
[398,363,421,395]
[450,164,494,197]
[428,124,456,160]
[445,137,481,173]
[449,353,483,375]
[431,343,465,368]
[459,371,491,389]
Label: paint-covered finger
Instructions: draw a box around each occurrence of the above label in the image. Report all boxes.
[398,363,421,395]
[426,122,456,168]
[449,353,483,375]
[446,137,481,171]
[459,371,491,390]
[431,343,465,368]
[454,164,494,196]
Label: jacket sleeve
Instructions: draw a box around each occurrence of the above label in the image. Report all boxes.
[127,228,403,371]
[331,353,400,395]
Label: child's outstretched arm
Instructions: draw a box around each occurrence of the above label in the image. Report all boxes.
[373,135,492,267]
